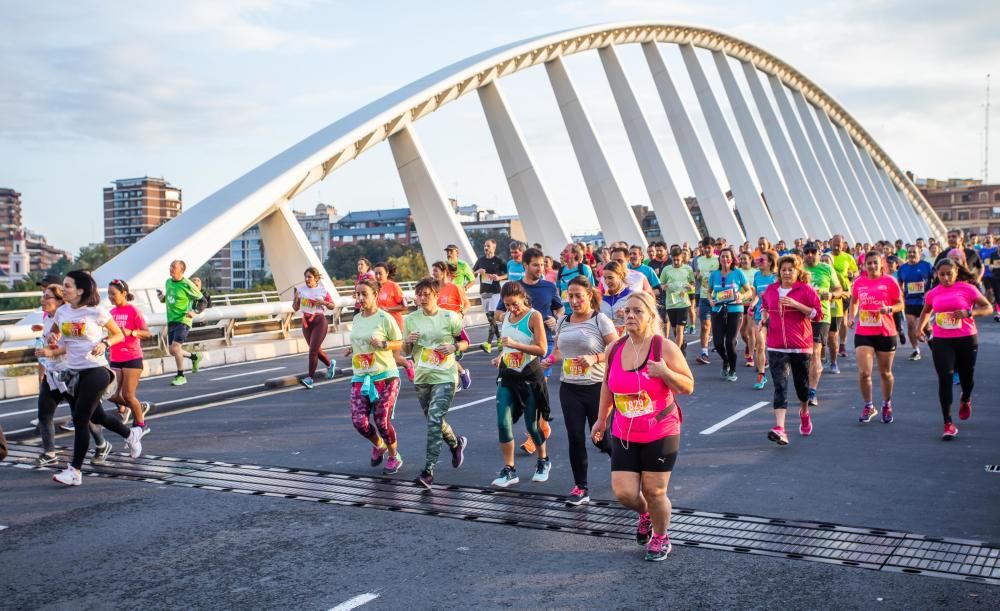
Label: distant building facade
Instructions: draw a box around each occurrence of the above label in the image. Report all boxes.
[103,177,182,249]
[916,176,1000,237]
[0,187,72,282]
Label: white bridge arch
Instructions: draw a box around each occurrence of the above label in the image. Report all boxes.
[96,21,945,297]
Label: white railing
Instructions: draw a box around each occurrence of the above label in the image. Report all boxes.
[0,283,477,357]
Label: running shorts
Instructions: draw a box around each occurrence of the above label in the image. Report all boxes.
[904,304,925,318]
[610,434,680,473]
[167,321,190,345]
[811,322,830,344]
[666,308,688,328]
[109,358,144,370]
[854,334,897,352]
[829,316,842,333]
[697,298,713,322]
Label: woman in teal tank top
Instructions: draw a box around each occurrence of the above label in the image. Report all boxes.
[490,281,550,489]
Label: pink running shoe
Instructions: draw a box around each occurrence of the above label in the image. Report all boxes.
[644,533,672,561]
[859,405,878,423]
[958,400,971,421]
[636,512,653,545]
[370,444,387,467]
[382,453,403,475]
[881,402,894,424]
[767,426,789,446]
[942,422,958,440]
[799,412,813,436]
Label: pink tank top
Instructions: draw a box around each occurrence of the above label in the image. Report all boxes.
[607,336,681,443]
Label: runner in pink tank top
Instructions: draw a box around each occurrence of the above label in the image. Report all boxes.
[916,258,992,440]
[592,292,693,562]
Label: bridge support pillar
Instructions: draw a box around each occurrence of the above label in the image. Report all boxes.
[779,81,870,242]
[852,137,917,240]
[740,62,830,239]
[258,202,339,298]
[388,124,475,269]
[680,44,777,243]
[598,44,699,245]
[712,52,805,241]
[810,104,885,240]
[545,56,647,248]
[766,74,854,242]
[642,42,744,244]
[478,81,571,256]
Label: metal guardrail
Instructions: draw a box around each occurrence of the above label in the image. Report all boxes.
[0,283,477,365]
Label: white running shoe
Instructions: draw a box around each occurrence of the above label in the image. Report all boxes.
[53,466,82,486]
[125,426,144,458]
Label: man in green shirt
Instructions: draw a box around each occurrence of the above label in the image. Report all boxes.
[829,235,858,359]
[802,242,842,408]
[694,237,720,364]
[445,244,476,291]
[659,247,695,350]
[403,276,469,490]
[157,259,203,386]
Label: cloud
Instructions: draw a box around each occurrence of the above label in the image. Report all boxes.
[0,0,355,144]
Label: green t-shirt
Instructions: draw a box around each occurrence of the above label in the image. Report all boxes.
[452,260,476,288]
[403,308,464,386]
[695,255,719,296]
[349,309,402,379]
[803,263,841,324]
[165,278,203,326]
[659,265,695,309]
[830,252,857,318]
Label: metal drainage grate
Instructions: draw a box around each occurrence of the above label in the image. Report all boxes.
[986,465,1000,474]
[4,443,998,585]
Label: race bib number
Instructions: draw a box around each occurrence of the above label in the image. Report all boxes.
[352,352,378,374]
[417,347,453,371]
[906,281,925,295]
[859,310,882,327]
[613,391,655,418]
[715,288,736,303]
[935,312,962,330]
[300,297,315,308]
[502,351,526,369]
[562,358,591,381]
[60,321,87,337]
[561,290,569,303]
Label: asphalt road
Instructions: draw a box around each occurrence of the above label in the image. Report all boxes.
[2,323,999,609]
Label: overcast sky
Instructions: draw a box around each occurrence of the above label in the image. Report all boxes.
[3,0,997,253]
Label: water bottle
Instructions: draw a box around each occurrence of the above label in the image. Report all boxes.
[35,336,44,358]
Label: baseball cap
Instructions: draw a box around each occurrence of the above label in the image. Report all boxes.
[802,241,820,253]
[444,244,458,251]
[36,274,62,287]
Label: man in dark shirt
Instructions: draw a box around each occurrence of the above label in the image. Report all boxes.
[472,239,506,348]
[933,229,983,287]
[495,247,563,346]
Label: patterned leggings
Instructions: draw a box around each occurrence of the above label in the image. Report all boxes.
[350,377,400,445]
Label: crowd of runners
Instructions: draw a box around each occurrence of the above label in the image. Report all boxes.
[11,227,998,563]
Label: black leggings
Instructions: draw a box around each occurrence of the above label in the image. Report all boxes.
[930,335,978,424]
[41,368,131,469]
[711,310,743,372]
[37,379,106,455]
[559,382,607,489]
[768,350,810,409]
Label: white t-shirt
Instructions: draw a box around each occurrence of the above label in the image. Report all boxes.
[52,304,111,370]
[297,284,332,315]
[625,269,646,294]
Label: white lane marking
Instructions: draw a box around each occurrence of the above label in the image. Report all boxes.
[5,426,36,435]
[0,525,7,532]
[155,385,266,407]
[0,408,37,419]
[0,396,34,405]
[329,593,379,611]
[449,396,495,412]
[211,366,286,381]
[699,401,770,435]
[143,353,303,380]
